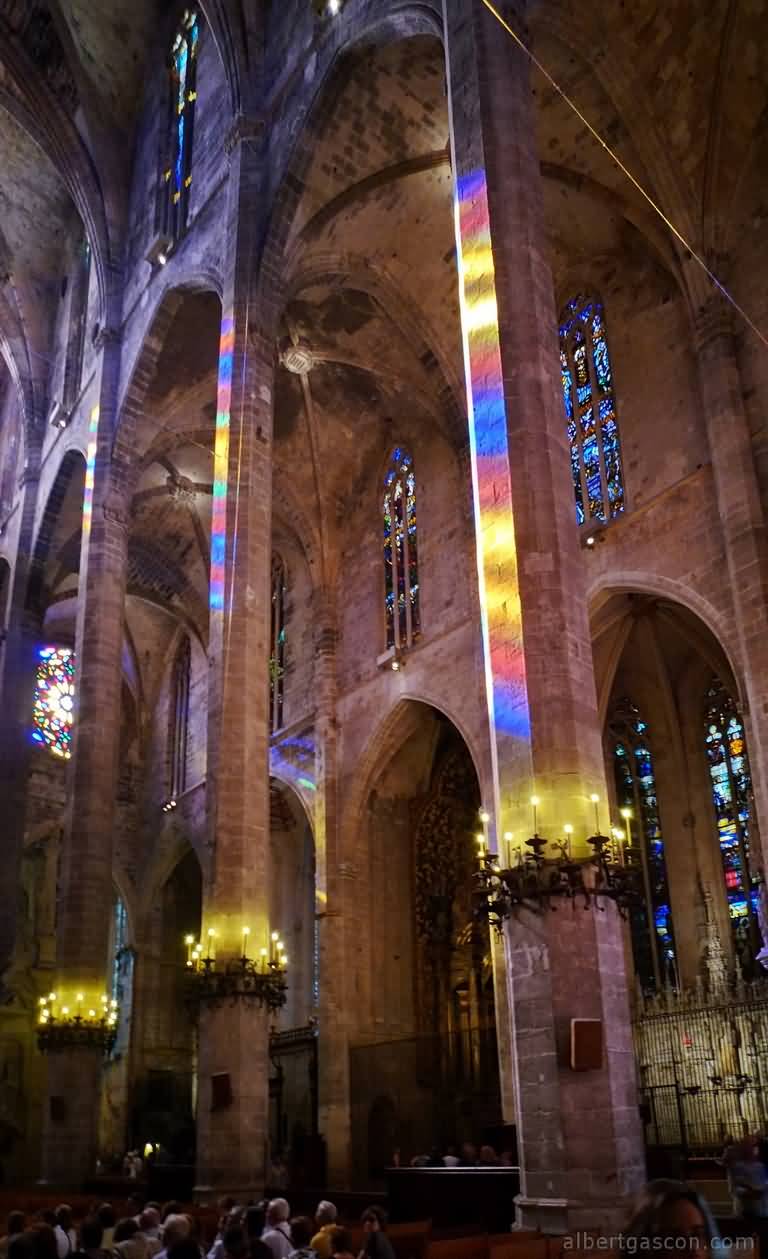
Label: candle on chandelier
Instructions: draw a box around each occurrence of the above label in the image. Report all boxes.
[185,934,194,966]
[590,794,601,833]
[476,832,487,868]
[564,823,574,857]
[207,928,217,961]
[503,831,514,868]
[76,992,84,1017]
[260,947,268,973]
[241,926,251,959]
[530,795,540,835]
[270,931,279,964]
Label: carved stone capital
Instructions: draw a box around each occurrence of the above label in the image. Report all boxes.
[224,114,264,157]
[694,290,736,354]
[93,324,121,352]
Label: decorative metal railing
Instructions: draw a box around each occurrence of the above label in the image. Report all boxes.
[633,975,768,1152]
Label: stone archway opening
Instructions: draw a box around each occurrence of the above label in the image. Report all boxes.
[349,700,503,1187]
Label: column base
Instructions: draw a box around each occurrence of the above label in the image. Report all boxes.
[514,1195,633,1235]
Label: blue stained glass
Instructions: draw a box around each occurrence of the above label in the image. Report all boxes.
[704,680,757,962]
[175,115,185,190]
[560,294,624,527]
[612,699,676,990]
[571,446,584,524]
[383,447,419,650]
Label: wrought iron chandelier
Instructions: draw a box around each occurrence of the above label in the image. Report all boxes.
[37,992,119,1054]
[184,928,288,1013]
[474,798,641,927]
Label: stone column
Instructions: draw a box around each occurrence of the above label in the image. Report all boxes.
[443,0,644,1230]
[694,294,768,870]
[194,119,276,1199]
[0,445,42,982]
[313,592,353,1187]
[41,315,129,1184]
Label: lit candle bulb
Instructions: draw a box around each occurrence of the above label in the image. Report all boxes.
[76,992,84,1016]
[271,931,279,963]
[241,926,251,958]
[49,992,56,1002]
[479,809,490,824]
[185,934,194,965]
[590,794,601,833]
[207,928,216,961]
[476,833,487,868]
[62,1006,70,1016]
[530,795,540,834]
[88,1009,96,1019]
[503,832,514,868]
[260,947,268,973]
[563,823,573,856]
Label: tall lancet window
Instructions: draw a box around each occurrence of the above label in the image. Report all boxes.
[704,678,758,964]
[270,555,286,733]
[163,10,199,240]
[610,698,676,991]
[169,635,191,800]
[560,294,625,525]
[383,446,420,651]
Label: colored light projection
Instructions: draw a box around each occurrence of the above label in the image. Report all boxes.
[452,167,531,816]
[33,645,75,759]
[168,10,199,234]
[612,700,676,989]
[82,404,99,540]
[560,295,624,525]
[704,679,757,942]
[383,447,420,650]
[210,315,233,613]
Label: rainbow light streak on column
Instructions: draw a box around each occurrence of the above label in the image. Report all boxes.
[210,315,234,613]
[81,405,100,539]
[452,168,532,809]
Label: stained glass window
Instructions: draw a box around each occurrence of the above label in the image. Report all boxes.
[163,10,199,240]
[704,678,758,965]
[383,446,420,651]
[610,698,676,990]
[33,645,75,759]
[110,894,133,1057]
[560,295,625,525]
[169,635,190,800]
[270,555,286,733]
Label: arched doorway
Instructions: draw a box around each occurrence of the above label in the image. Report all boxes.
[592,592,768,1154]
[268,778,318,1182]
[350,701,502,1185]
[131,848,202,1164]
[592,591,761,986]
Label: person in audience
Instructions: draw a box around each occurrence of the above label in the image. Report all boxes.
[8,1237,32,1259]
[53,1207,76,1259]
[243,1207,269,1259]
[442,1147,460,1167]
[459,1142,478,1166]
[26,1227,57,1259]
[478,1144,500,1166]
[327,1232,354,1259]
[261,1202,291,1259]
[359,1209,394,1259]
[73,1219,108,1259]
[0,1212,26,1259]
[166,1243,202,1259]
[221,1229,246,1259]
[624,1180,718,1256]
[310,1203,337,1258]
[115,1218,151,1259]
[727,1136,768,1218]
[125,1203,144,1227]
[96,1209,116,1252]
[138,1212,162,1256]
[286,1219,314,1259]
[160,1208,184,1230]
[156,1217,191,1259]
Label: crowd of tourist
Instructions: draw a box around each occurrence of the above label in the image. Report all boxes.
[0,1199,394,1259]
[398,1141,515,1169]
